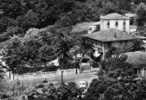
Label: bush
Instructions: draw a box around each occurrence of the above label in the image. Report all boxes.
[83,55,146,100]
[27,82,82,100]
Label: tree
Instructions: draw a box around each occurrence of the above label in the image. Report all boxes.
[132,39,145,51]
[4,26,24,36]
[84,54,146,100]
[0,0,26,18]
[79,37,94,57]
[136,2,146,27]
[4,26,77,73]
[0,17,17,33]
[3,33,42,73]
[0,0,137,43]
[56,36,74,69]
[57,82,81,100]
[16,10,40,30]
[4,36,24,73]
[102,1,119,14]
[27,82,81,100]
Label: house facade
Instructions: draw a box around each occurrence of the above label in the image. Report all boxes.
[83,29,146,60]
[71,13,136,34]
[100,13,130,33]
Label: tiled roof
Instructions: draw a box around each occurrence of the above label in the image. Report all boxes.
[83,29,146,42]
[100,13,129,20]
[125,51,146,65]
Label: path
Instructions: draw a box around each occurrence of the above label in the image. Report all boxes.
[7,68,99,89]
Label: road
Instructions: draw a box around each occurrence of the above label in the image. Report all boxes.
[7,68,98,89]
[0,68,98,100]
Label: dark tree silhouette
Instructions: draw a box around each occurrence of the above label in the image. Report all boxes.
[84,54,146,100]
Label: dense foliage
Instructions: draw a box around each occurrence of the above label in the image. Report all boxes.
[3,26,86,73]
[3,28,144,74]
[0,0,145,42]
[27,81,82,100]
[83,55,146,100]
[136,2,146,27]
[1,1,146,100]
[20,54,146,100]
[1,1,146,70]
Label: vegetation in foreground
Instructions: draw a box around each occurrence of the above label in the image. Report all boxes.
[1,55,146,100]
[84,55,146,100]
[0,0,146,100]
[0,0,146,75]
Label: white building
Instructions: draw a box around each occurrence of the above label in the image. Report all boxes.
[100,13,130,33]
[71,13,136,34]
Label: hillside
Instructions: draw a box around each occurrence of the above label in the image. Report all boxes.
[0,0,145,43]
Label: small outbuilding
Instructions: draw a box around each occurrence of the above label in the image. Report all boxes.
[124,51,146,79]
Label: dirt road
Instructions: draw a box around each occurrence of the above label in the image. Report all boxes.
[7,68,98,88]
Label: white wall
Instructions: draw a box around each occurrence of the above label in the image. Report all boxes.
[125,20,130,33]
[100,19,130,33]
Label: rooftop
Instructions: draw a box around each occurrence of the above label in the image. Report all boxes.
[125,13,136,18]
[100,13,129,20]
[125,51,146,65]
[83,29,146,42]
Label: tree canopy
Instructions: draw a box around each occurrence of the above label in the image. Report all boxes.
[83,55,146,100]
[0,0,145,42]
[136,2,146,27]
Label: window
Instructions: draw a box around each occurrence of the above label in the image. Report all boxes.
[130,17,134,25]
[96,25,100,31]
[123,21,126,31]
[107,21,110,28]
[123,21,126,25]
[115,21,118,27]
